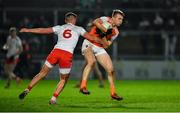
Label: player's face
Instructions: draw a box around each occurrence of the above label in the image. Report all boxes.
[65,16,77,24]
[113,14,124,27]
[10,31,17,37]
[73,17,77,24]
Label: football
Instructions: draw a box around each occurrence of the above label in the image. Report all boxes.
[102,21,112,30]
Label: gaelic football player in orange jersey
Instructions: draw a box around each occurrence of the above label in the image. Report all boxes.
[80,9,125,101]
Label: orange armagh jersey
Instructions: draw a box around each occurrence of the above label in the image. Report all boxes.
[89,26,119,47]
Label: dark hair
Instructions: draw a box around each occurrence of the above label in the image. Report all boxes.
[112,9,125,17]
[65,12,77,19]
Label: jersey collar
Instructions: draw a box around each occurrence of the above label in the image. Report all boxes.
[67,23,74,26]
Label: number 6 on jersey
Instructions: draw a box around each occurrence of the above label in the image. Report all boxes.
[63,29,72,38]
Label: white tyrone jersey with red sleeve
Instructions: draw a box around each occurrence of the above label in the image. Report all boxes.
[52,23,86,53]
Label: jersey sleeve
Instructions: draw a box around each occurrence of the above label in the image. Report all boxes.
[78,27,86,36]
[6,36,11,46]
[111,34,118,41]
[100,16,109,23]
[52,25,61,35]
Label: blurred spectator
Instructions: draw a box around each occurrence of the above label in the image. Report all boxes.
[163,18,177,60]
[33,15,50,27]
[3,27,23,88]
[79,0,95,9]
[19,17,33,28]
[153,13,164,55]
[165,0,180,10]
[138,17,150,55]
[95,0,102,9]
[28,36,41,53]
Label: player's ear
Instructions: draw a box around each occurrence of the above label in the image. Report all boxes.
[65,19,67,23]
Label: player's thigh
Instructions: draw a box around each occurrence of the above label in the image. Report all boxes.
[45,49,59,68]
[59,52,73,75]
[83,47,96,64]
[96,53,114,72]
[4,63,15,72]
[10,63,16,71]
[4,63,9,72]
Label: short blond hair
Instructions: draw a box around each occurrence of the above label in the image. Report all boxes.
[112,9,125,17]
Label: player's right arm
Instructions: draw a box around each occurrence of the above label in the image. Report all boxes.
[20,28,53,34]
[93,18,108,33]
[102,37,112,47]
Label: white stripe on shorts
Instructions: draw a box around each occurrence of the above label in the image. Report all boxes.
[45,61,53,68]
[59,68,71,74]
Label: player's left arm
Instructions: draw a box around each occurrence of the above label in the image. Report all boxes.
[15,38,23,55]
[17,42,23,55]
[102,37,113,47]
[20,28,54,34]
[103,27,119,48]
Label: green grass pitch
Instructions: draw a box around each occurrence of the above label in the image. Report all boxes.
[0,79,180,112]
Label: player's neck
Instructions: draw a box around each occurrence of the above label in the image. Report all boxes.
[66,21,75,25]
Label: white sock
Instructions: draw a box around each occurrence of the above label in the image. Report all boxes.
[25,88,30,92]
[51,96,56,101]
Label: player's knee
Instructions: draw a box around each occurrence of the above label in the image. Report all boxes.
[5,71,11,77]
[4,67,9,74]
[107,68,114,75]
[60,74,69,81]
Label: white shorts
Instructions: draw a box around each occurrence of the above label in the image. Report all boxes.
[81,39,107,56]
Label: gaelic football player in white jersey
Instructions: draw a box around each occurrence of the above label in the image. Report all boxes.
[3,27,23,88]
[18,12,107,104]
